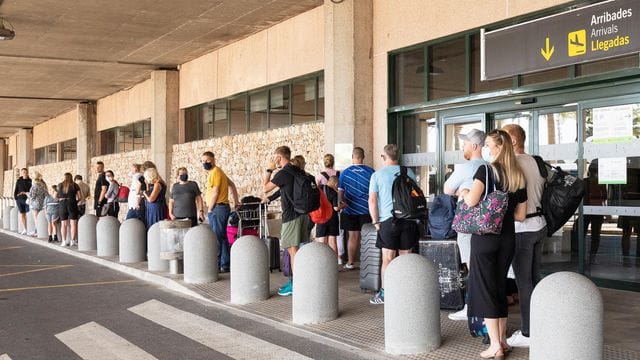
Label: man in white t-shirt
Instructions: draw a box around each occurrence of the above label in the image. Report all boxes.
[125,163,145,220]
[443,129,487,321]
[503,124,547,348]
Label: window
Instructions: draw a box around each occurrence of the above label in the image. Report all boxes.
[180,73,324,142]
[429,37,466,100]
[229,97,247,136]
[35,147,46,165]
[576,54,640,77]
[97,119,150,156]
[269,84,290,128]
[45,144,57,164]
[249,90,268,132]
[292,78,316,124]
[392,47,425,106]
[61,139,77,161]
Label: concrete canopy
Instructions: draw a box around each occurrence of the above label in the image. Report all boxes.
[0,0,322,138]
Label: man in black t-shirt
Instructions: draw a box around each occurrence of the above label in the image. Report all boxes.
[263,145,309,297]
[94,161,109,217]
[14,168,32,234]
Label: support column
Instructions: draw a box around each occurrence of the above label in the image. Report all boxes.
[0,139,6,197]
[151,70,179,181]
[16,129,33,168]
[324,0,374,168]
[77,103,97,181]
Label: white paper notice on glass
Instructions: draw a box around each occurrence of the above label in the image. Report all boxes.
[334,143,353,171]
[598,157,627,185]
[592,105,634,143]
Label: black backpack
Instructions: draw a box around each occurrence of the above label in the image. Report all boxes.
[283,166,321,214]
[392,166,428,220]
[428,194,457,239]
[532,155,586,237]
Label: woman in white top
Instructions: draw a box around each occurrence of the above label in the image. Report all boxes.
[125,163,145,220]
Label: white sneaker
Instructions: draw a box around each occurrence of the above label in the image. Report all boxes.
[338,258,343,265]
[343,263,355,270]
[447,304,468,321]
[60,240,68,247]
[506,330,530,348]
[27,231,36,236]
[20,230,27,235]
[70,240,77,247]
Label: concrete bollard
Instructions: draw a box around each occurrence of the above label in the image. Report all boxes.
[10,207,19,232]
[385,254,440,354]
[3,206,12,230]
[119,219,146,263]
[147,222,169,272]
[293,242,338,324]
[27,211,36,235]
[96,216,120,257]
[530,272,603,360]
[183,225,218,283]
[230,235,269,304]
[36,211,48,239]
[78,214,98,251]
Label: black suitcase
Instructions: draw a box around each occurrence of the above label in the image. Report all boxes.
[265,236,281,272]
[359,223,381,292]
[418,239,466,310]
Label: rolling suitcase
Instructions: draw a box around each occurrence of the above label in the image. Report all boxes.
[259,203,281,272]
[418,239,466,310]
[359,223,381,292]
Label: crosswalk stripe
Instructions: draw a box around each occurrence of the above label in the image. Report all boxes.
[0,354,13,360]
[55,321,158,360]
[129,299,312,360]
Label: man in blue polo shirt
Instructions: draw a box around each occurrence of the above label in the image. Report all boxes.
[338,146,375,270]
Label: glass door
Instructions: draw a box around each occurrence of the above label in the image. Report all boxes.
[581,99,640,284]
[400,112,438,198]
[441,114,486,189]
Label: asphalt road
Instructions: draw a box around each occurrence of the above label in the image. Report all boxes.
[0,234,374,360]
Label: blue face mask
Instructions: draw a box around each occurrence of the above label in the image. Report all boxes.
[179,174,188,182]
[203,162,213,170]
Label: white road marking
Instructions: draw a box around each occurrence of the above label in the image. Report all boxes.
[129,299,312,360]
[0,354,13,360]
[55,321,157,360]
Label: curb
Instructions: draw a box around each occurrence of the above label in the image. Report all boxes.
[0,228,392,360]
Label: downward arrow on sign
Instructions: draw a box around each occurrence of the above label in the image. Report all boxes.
[540,37,555,61]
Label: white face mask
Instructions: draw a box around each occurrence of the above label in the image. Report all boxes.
[481,147,495,163]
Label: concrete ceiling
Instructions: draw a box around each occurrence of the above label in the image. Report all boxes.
[0,0,322,138]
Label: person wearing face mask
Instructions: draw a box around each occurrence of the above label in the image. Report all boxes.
[443,129,488,320]
[459,129,528,359]
[169,167,204,227]
[126,164,145,221]
[104,170,120,217]
[201,151,240,273]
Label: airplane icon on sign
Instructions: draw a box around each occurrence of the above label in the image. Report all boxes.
[567,29,586,57]
[569,33,584,47]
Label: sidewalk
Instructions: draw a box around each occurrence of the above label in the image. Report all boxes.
[3,229,640,360]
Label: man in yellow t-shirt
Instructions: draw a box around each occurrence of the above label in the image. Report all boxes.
[201,151,239,273]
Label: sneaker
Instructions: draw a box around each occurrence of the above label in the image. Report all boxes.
[448,305,468,321]
[20,230,27,235]
[60,240,68,247]
[506,330,530,348]
[53,235,59,243]
[369,289,384,304]
[344,263,355,270]
[27,231,36,236]
[337,258,343,265]
[277,279,293,296]
[48,236,53,243]
[70,240,77,247]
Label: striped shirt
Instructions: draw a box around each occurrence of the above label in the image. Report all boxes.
[339,164,375,215]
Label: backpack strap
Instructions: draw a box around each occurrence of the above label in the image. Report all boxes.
[321,171,330,180]
[400,166,408,177]
[532,155,549,179]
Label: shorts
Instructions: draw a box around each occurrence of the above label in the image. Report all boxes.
[341,213,371,231]
[281,215,309,249]
[16,197,29,213]
[376,218,419,251]
[59,199,79,221]
[316,212,339,237]
[46,210,59,223]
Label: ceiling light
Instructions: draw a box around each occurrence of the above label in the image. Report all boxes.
[0,18,16,40]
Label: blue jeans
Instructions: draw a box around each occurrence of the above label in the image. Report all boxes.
[208,204,231,270]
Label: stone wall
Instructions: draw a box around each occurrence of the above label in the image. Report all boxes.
[171,122,325,201]
[3,170,15,198]
[29,159,77,192]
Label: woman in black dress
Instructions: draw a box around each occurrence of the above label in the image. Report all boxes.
[57,172,81,247]
[460,130,527,359]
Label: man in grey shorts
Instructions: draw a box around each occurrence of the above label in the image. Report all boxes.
[443,128,487,320]
[263,145,309,297]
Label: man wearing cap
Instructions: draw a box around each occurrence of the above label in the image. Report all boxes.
[443,128,488,321]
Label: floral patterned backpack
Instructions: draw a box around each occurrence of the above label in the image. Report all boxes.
[451,164,508,235]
